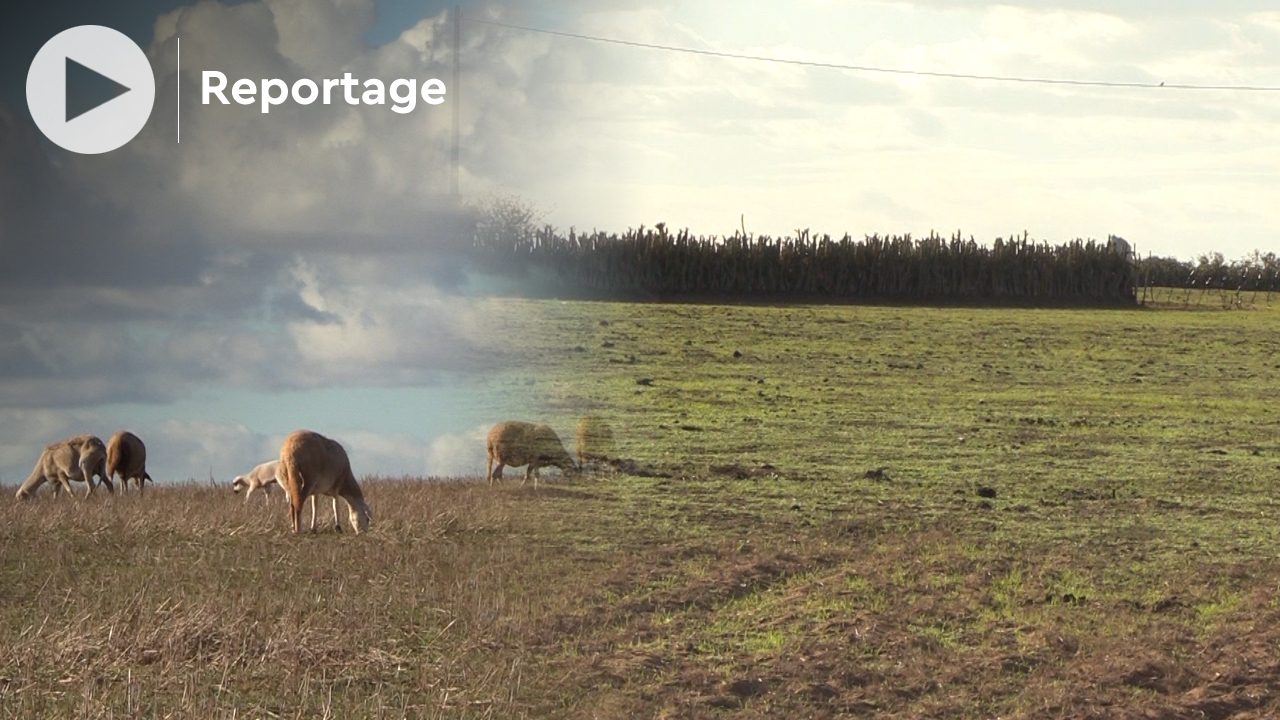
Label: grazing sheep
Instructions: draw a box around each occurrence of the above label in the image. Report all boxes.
[15,445,73,500]
[486,421,579,489]
[106,431,152,493]
[52,435,111,498]
[277,430,371,534]
[575,415,615,469]
[76,436,110,495]
[231,460,283,503]
[15,434,112,500]
[231,459,334,528]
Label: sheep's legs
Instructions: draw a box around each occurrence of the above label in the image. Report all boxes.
[57,472,77,499]
[289,493,304,533]
[305,495,341,532]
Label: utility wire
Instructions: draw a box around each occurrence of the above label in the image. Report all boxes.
[467,16,1280,92]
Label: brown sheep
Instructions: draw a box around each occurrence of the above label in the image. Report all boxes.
[574,415,615,469]
[15,434,112,499]
[106,431,152,493]
[232,459,334,529]
[485,421,578,489]
[277,430,371,534]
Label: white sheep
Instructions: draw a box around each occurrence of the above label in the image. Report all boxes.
[486,421,579,489]
[231,460,283,503]
[15,434,112,499]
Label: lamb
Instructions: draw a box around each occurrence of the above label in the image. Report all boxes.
[15,434,113,500]
[231,459,336,531]
[277,430,371,534]
[106,430,152,493]
[231,460,283,503]
[574,415,615,470]
[486,421,579,489]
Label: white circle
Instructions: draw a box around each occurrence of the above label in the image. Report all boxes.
[25,25,156,154]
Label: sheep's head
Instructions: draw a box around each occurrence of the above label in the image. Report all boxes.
[553,451,580,476]
[348,500,372,534]
[231,476,249,494]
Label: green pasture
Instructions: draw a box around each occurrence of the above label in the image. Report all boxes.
[496,297,1280,515]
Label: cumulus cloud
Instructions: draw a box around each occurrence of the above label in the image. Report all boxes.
[151,418,278,482]
[4,0,485,269]
[0,4,516,375]
[423,423,490,478]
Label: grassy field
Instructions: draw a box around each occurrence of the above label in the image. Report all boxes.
[4,296,1280,718]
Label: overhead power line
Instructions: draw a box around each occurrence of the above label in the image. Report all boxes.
[467,16,1280,92]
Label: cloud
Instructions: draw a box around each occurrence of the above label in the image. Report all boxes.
[0,0,507,412]
[2,0,477,285]
[424,423,490,477]
[151,418,278,482]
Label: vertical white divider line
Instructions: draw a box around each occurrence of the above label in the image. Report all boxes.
[177,37,180,144]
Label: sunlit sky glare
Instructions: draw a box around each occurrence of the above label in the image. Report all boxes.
[1,0,1278,484]
[460,1,1280,259]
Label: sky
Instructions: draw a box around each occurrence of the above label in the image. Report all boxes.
[1,0,1279,485]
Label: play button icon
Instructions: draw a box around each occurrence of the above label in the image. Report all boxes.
[26,26,156,154]
[65,57,133,122]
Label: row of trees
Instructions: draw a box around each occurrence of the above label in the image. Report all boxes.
[469,197,1279,304]
[1138,251,1280,293]
[473,221,1137,303]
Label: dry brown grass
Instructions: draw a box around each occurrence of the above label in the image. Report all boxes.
[5,474,1280,719]
[0,479,553,719]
